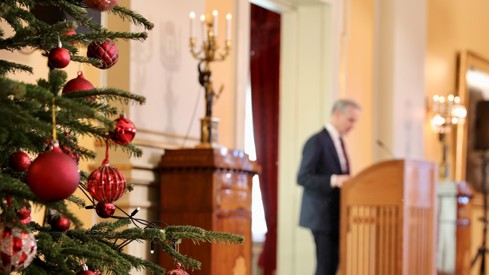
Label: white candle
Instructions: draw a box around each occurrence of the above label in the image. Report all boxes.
[189,11,196,38]
[200,14,206,41]
[212,10,218,37]
[226,13,232,41]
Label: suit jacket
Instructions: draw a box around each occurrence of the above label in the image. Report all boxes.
[297,128,344,232]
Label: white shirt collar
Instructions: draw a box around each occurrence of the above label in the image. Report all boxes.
[325,123,348,173]
[325,123,341,141]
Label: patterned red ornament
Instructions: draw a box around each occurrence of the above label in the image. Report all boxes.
[26,143,80,202]
[9,151,31,172]
[48,42,71,68]
[83,0,118,11]
[95,202,115,218]
[63,71,94,94]
[0,226,37,272]
[109,113,136,145]
[50,215,71,232]
[87,161,126,203]
[167,262,189,275]
[87,39,118,69]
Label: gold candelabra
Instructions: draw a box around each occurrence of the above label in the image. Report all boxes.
[430,94,467,181]
[189,10,232,148]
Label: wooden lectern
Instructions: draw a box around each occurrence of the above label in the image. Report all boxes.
[340,159,437,275]
[157,147,259,275]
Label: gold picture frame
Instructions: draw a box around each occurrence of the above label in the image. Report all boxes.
[455,51,489,190]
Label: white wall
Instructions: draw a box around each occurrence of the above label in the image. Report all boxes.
[375,0,426,160]
[129,0,205,147]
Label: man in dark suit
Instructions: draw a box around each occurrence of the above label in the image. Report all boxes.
[297,99,361,275]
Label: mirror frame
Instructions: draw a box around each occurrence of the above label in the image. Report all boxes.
[454,51,489,182]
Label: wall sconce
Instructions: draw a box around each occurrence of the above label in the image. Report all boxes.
[431,94,467,180]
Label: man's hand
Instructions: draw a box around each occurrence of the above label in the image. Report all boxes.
[331,175,351,188]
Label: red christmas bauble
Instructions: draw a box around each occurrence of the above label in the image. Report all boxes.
[60,132,81,163]
[95,202,116,218]
[167,262,189,275]
[0,226,37,272]
[9,151,31,172]
[76,264,96,275]
[48,47,71,68]
[83,0,117,11]
[109,113,136,145]
[88,163,126,203]
[50,215,71,232]
[65,29,76,36]
[26,145,80,202]
[64,28,77,46]
[16,205,31,220]
[63,71,94,94]
[19,216,31,225]
[87,39,119,69]
[61,145,81,164]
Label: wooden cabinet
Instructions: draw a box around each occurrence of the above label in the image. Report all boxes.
[157,147,259,275]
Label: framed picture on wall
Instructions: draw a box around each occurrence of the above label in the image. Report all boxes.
[455,51,489,191]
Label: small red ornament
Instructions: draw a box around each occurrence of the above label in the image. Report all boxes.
[83,0,118,11]
[109,113,136,145]
[61,145,81,164]
[0,226,37,272]
[50,215,71,232]
[19,217,31,225]
[60,132,81,164]
[95,202,115,219]
[77,270,96,275]
[9,151,31,172]
[167,262,189,275]
[48,41,71,68]
[76,264,96,275]
[64,28,77,46]
[88,162,126,203]
[16,205,31,220]
[95,202,116,218]
[63,71,95,95]
[65,28,76,36]
[87,39,119,69]
[26,143,80,202]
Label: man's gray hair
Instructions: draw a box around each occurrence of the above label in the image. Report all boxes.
[331,99,361,114]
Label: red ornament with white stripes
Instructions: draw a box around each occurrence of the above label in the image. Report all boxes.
[87,142,126,203]
[87,162,126,203]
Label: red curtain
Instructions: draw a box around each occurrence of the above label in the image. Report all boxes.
[250,4,280,275]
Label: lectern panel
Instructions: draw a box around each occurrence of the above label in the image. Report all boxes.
[340,160,437,275]
[344,205,400,275]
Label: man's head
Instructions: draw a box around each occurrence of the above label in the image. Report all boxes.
[330,99,361,136]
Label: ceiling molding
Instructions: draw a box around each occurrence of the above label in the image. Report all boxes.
[249,0,296,13]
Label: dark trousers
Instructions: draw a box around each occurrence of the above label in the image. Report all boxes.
[312,230,339,275]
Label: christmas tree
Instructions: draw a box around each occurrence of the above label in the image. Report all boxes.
[0,0,243,274]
